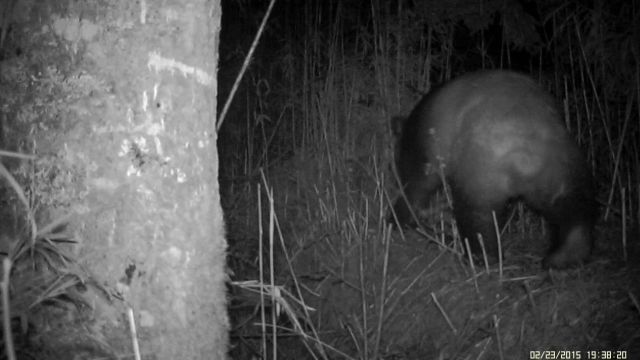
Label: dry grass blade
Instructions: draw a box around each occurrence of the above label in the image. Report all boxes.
[0,150,37,161]
[259,170,331,359]
[232,280,327,355]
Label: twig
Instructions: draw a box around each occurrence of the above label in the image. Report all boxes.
[2,258,16,360]
[127,307,141,360]
[217,0,278,132]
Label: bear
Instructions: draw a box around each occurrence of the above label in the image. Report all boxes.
[390,70,597,269]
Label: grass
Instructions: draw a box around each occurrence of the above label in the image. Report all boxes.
[221,1,640,358]
[224,115,640,357]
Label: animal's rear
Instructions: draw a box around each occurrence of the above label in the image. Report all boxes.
[391,70,597,268]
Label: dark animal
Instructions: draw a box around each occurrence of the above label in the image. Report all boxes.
[391,70,597,268]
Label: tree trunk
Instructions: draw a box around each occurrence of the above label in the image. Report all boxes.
[2,0,228,358]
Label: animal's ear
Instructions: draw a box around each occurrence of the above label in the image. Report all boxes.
[391,116,407,137]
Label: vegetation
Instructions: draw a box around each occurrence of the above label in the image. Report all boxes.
[220,0,640,359]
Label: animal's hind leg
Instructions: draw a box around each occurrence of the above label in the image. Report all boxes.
[533,192,596,268]
[451,187,509,262]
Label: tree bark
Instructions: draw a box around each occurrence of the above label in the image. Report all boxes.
[3,0,228,358]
